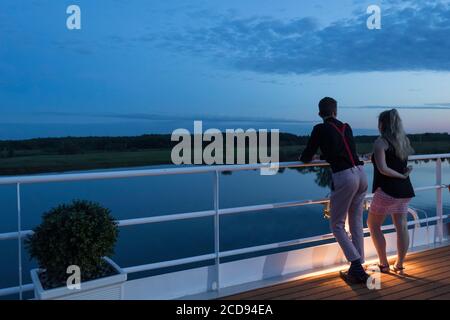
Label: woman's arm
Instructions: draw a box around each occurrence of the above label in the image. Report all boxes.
[373,138,409,179]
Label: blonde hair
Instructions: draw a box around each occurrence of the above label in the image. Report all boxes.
[378,109,414,160]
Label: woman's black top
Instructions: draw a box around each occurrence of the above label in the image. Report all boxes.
[372,140,415,199]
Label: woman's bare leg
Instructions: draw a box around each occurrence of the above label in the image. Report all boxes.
[368,213,388,266]
[392,213,409,268]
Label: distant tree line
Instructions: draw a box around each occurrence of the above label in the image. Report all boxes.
[0,134,174,157]
[0,133,304,157]
[354,133,450,144]
[0,132,449,158]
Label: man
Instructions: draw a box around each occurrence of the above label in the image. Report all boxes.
[300,97,369,284]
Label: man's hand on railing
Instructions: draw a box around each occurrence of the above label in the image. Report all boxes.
[298,154,323,163]
[301,155,321,161]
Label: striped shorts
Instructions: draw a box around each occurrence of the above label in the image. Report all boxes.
[369,188,412,215]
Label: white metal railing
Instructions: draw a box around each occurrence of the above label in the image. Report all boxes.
[0,153,449,299]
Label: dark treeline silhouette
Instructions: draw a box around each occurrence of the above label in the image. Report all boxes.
[0,132,449,176]
[0,133,304,158]
[0,134,174,157]
[1,132,450,158]
[354,133,450,143]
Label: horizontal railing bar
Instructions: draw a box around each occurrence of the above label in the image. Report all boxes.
[0,161,326,185]
[409,154,450,161]
[218,199,329,216]
[414,185,443,192]
[0,154,448,186]
[1,184,448,241]
[118,210,216,227]
[219,234,337,258]
[122,253,217,274]
[0,284,34,297]
[0,230,33,241]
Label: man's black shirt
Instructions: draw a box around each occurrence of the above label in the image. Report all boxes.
[300,118,363,173]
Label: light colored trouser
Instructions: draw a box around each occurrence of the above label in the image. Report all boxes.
[330,166,368,263]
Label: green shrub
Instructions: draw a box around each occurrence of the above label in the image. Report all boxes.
[25,200,119,288]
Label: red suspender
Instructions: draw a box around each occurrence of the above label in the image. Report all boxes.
[328,122,356,167]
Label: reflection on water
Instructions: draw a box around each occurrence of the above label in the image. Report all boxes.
[294,167,333,189]
[297,159,449,190]
[223,166,333,189]
[0,159,449,294]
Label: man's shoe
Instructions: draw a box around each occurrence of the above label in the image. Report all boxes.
[340,270,369,285]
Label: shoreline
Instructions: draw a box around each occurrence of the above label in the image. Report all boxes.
[1,141,449,176]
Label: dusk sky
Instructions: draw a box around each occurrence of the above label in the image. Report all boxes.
[1,0,450,139]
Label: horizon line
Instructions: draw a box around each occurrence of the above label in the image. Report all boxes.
[1,130,449,142]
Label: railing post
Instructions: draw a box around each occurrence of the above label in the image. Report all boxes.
[213,170,220,292]
[436,159,443,243]
[17,183,23,300]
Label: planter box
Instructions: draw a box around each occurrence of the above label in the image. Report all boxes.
[30,257,127,300]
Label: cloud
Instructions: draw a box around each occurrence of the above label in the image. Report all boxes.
[342,104,450,110]
[159,0,450,74]
[425,102,450,107]
[34,112,317,125]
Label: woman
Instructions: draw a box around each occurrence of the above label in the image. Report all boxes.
[368,109,415,274]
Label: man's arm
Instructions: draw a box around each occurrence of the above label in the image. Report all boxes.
[300,126,320,163]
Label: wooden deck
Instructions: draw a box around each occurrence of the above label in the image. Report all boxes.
[223,245,450,300]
